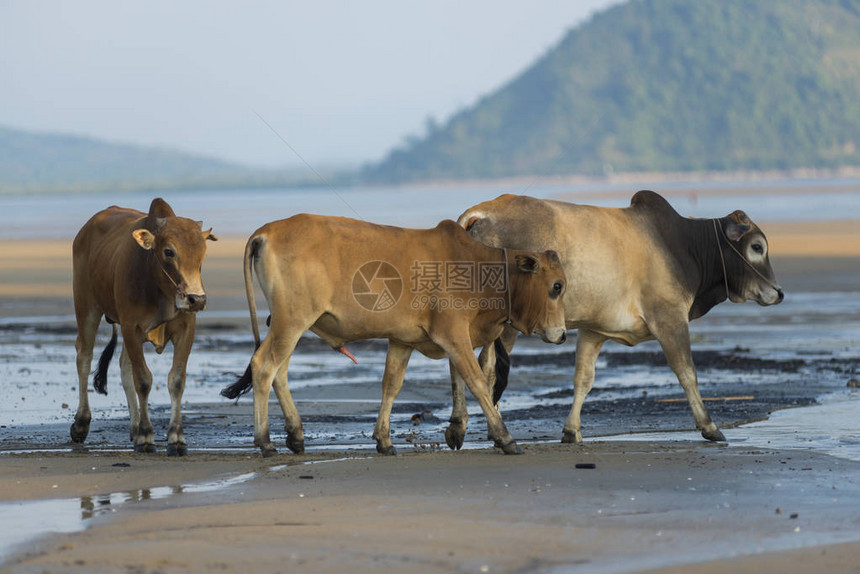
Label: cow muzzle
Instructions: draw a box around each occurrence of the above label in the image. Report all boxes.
[755,285,784,306]
[541,327,567,345]
[176,291,207,312]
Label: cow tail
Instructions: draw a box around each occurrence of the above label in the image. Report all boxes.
[93,323,118,395]
[220,236,262,400]
[492,337,510,405]
[244,236,263,348]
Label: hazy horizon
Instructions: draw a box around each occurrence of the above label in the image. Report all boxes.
[1,1,621,170]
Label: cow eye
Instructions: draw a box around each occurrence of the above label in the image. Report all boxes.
[163,248,176,258]
[553,282,563,294]
[751,243,764,255]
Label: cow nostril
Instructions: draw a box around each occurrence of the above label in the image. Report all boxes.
[187,294,206,308]
[558,332,567,344]
[777,289,784,303]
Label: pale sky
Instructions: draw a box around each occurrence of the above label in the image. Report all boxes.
[0,1,622,168]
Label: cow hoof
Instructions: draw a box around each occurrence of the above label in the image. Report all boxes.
[167,443,188,457]
[286,435,305,455]
[702,428,726,442]
[444,426,464,450]
[561,431,582,444]
[260,445,278,458]
[134,443,157,454]
[499,440,522,455]
[376,443,398,456]
[70,423,89,443]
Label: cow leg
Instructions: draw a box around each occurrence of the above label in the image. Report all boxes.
[252,327,304,457]
[71,308,100,443]
[562,329,606,444]
[445,361,469,450]
[119,345,140,442]
[445,325,517,450]
[372,341,412,455]
[443,334,520,454]
[271,361,304,454]
[656,323,725,442]
[121,327,157,453]
[166,315,195,456]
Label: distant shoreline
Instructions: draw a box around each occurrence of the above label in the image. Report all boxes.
[3,165,860,196]
[354,165,860,193]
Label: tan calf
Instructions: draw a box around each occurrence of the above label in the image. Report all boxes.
[221,215,567,457]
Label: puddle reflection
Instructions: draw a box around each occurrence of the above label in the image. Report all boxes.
[0,456,372,564]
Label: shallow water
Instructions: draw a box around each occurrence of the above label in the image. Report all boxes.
[1,286,857,461]
[603,390,860,462]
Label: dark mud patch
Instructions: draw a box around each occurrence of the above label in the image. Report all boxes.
[500,382,819,434]
[194,334,391,355]
[511,348,813,373]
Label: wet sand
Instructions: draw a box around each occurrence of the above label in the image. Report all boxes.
[2,443,860,573]
[1,213,860,572]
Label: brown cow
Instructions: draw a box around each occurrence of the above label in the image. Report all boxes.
[446,191,783,447]
[221,215,567,457]
[70,198,216,455]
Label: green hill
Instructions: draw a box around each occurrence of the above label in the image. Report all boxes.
[0,125,258,194]
[364,0,860,183]
[0,126,340,194]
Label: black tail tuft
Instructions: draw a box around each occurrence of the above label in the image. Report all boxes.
[92,327,118,395]
[492,338,510,405]
[221,362,253,400]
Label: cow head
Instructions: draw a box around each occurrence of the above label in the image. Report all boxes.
[132,199,218,313]
[508,250,567,344]
[719,210,783,306]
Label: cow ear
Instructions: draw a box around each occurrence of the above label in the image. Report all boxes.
[729,210,751,225]
[515,254,541,274]
[725,210,752,241]
[132,229,155,250]
[545,250,561,266]
[155,217,167,230]
[725,221,751,241]
[202,227,218,242]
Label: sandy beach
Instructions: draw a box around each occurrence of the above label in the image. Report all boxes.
[2,443,860,573]
[1,187,859,573]
[1,217,859,302]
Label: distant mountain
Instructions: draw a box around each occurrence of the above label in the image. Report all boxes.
[0,126,333,194]
[363,0,860,183]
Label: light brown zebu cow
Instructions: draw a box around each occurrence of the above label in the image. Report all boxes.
[71,198,216,455]
[445,190,783,448]
[221,214,567,457]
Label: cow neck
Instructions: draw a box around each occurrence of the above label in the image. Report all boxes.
[685,217,730,320]
[711,219,731,301]
[502,248,512,326]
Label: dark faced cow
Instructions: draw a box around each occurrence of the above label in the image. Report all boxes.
[445,190,783,448]
[221,215,567,457]
[70,198,217,455]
